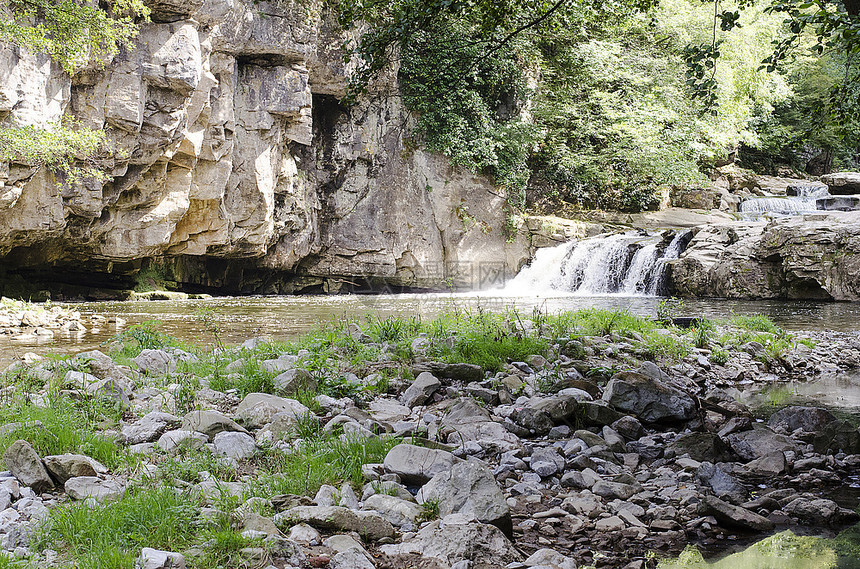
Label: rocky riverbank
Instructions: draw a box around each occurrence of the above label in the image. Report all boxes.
[0,309,859,569]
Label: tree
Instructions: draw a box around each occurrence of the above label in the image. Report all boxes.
[0,0,149,181]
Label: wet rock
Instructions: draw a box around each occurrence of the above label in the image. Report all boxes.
[698,462,747,504]
[767,406,837,433]
[383,443,461,485]
[273,505,395,540]
[700,495,774,531]
[579,400,625,426]
[602,372,697,423]
[181,410,249,441]
[783,497,859,526]
[417,461,511,534]
[379,513,522,566]
[136,548,186,569]
[234,393,309,429]
[726,425,798,461]
[668,432,734,462]
[744,452,787,477]
[400,372,441,408]
[43,454,108,485]
[2,440,53,493]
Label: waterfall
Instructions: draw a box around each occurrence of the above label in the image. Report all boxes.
[504,230,691,296]
[739,197,819,215]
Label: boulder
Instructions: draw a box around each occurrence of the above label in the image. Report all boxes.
[379,514,523,566]
[273,506,395,540]
[725,424,798,461]
[136,548,186,569]
[157,429,208,454]
[602,371,697,423]
[273,368,317,395]
[782,497,858,526]
[412,362,483,382]
[700,495,774,532]
[234,393,309,429]
[121,411,181,445]
[821,172,860,195]
[400,372,441,407]
[134,350,176,376]
[530,446,566,478]
[440,399,522,452]
[65,476,125,502]
[363,494,422,527]
[417,461,511,535]
[181,410,249,441]
[213,431,257,460]
[383,444,461,486]
[2,440,53,493]
[668,432,734,462]
[43,454,108,484]
[767,406,837,433]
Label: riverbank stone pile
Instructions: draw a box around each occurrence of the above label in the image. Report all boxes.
[1,321,859,569]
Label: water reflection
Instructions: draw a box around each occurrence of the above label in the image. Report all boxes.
[659,530,860,569]
[1,293,859,367]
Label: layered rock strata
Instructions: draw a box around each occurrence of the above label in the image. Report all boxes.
[0,0,529,296]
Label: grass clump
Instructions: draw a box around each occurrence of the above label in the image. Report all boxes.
[0,392,124,469]
[250,433,400,499]
[37,485,201,569]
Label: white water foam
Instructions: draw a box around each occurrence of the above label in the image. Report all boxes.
[503,230,691,296]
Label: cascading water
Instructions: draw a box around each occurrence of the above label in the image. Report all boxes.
[504,230,692,296]
[739,196,819,215]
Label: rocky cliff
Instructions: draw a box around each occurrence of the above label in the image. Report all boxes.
[0,0,530,298]
[668,212,860,301]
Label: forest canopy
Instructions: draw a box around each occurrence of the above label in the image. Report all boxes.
[337,0,860,211]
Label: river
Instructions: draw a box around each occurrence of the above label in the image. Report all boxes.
[2,293,860,368]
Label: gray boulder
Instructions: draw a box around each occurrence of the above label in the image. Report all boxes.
[379,513,522,566]
[134,350,176,376]
[65,476,125,502]
[273,368,316,395]
[602,372,696,423]
[417,461,511,535]
[363,494,422,527]
[273,505,395,540]
[383,443,461,485]
[234,393,309,429]
[530,446,566,478]
[181,410,249,441]
[121,411,180,445]
[701,495,773,532]
[2,440,53,493]
[400,372,441,407]
[413,362,483,382]
[43,454,108,485]
[135,548,186,569]
[767,406,837,433]
[725,424,798,461]
[213,431,256,460]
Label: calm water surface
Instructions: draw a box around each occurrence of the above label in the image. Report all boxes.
[2,293,859,367]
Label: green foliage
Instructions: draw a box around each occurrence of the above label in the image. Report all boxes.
[0,0,150,73]
[0,120,108,182]
[730,314,781,334]
[109,320,177,358]
[417,498,441,522]
[0,389,124,469]
[37,485,200,569]
[709,346,730,364]
[251,433,400,498]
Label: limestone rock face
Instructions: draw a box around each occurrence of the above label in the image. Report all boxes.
[0,0,529,295]
[669,212,860,301]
